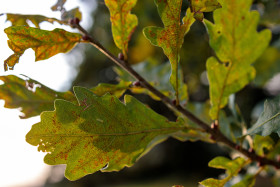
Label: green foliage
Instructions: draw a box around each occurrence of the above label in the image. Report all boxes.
[205,0,271,120]
[104,0,138,59]
[143,1,195,103]
[0,75,75,118]
[4,26,82,70]
[248,96,280,137]
[115,61,188,102]
[1,0,279,185]
[26,87,185,180]
[199,157,247,187]
[190,0,221,21]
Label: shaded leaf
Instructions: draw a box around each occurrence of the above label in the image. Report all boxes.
[190,0,222,21]
[4,26,82,70]
[143,3,195,103]
[267,140,280,160]
[253,135,274,156]
[6,13,63,28]
[0,75,75,118]
[51,0,67,11]
[232,175,255,187]
[247,96,280,137]
[115,61,188,103]
[26,86,186,180]
[205,0,271,120]
[61,7,82,22]
[254,47,280,86]
[200,157,246,187]
[104,0,138,59]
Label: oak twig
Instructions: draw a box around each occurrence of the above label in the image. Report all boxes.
[71,21,280,169]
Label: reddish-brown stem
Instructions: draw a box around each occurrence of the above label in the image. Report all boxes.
[72,22,280,168]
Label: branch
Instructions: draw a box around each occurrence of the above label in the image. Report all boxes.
[72,21,280,169]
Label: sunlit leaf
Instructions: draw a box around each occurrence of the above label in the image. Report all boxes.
[90,81,131,98]
[248,96,280,137]
[200,157,246,187]
[61,7,82,22]
[104,0,138,60]
[0,75,75,118]
[143,2,195,103]
[115,61,188,103]
[4,26,82,70]
[205,0,271,120]
[190,0,222,21]
[253,135,274,156]
[26,86,186,180]
[232,175,255,187]
[6,13,63,28]
[51,0,66,11]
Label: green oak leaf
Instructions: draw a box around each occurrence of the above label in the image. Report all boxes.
[190,0,222,21]
[26,86,186,180]
[205,0,271,120]
[143,2,195,104]
[247,96,280,137]
[200,157,246,187]
[6,14,63,28]
[114,62,188,103]
[253,135,274,156]
[4,26,82,70]
[0,75,75,118]
[104,0,138,60]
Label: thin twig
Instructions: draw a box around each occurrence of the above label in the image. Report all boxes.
[73,22,280,169]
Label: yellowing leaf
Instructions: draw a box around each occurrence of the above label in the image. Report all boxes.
[90,81,131,98]
[200,157,247,187]
[104,0,138,60]
[0,75,75,118]
[6,13,63,28]
[4,26,82,70]
[190,0,222,21]
[143,4,195,103]
[26,86,186,180]
[205,0,271,120]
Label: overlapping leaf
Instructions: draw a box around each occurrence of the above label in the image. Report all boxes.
[61,7,82,22]
[247,96,280,137]
[26,86,186,180]
[200,157,246,187]
[4,26,82,70]
[205,0,271,120]
[6,14,63,28]
[90,81,131,98]
[115,62,188,103]
[190,0,222,21]
[0,75,75,118]
[253,135,274,156]
[143,2,195,103]
[104,0,138,59]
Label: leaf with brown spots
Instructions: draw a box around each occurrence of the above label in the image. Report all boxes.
[190,0,222,21]
[205,0,271,120]
[143,2,195,104]
[5,13,63,28]
[4,26,82,70]
[104,0,138,60]
[0,75,75,118]
[26,86,185,180]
